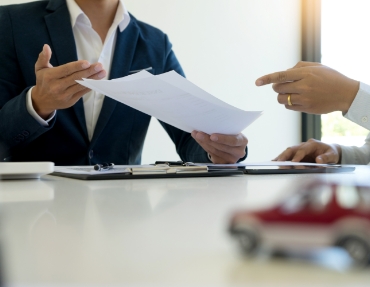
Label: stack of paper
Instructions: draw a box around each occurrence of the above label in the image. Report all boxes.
[77,70,262,135]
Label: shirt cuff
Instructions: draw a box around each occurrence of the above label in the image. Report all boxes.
[344,82,370,130]
[339,145,356,165]
[26,87,56,126]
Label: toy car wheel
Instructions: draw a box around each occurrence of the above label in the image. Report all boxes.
[236,230,259,255]
[340,237,370,265]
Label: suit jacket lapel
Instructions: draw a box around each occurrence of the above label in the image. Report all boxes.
[44,0,89,141]
[90,22,140,147]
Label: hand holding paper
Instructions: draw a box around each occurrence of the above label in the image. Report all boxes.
[192,131,248,164]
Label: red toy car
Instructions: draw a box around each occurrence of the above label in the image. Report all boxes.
[229,179,370,265]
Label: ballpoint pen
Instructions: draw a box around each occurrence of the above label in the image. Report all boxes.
[94,162,115,171]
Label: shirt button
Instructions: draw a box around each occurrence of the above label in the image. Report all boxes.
[362,116,368,123]
[89,150,94,159]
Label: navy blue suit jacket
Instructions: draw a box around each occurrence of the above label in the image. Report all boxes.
[0,0,247,165]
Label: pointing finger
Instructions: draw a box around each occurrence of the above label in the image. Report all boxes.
[255,69,304,86]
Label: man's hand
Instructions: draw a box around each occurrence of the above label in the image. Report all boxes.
[255,61,360,114]
[32,44,107,119]
[191,131,248,164]
[274,138,342,164]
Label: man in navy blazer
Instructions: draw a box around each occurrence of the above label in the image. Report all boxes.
[0,0,248,166]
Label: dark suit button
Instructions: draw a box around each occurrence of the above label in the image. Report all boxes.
[22,130,30,137]
[14,134,24,142]
[89,150,94,159]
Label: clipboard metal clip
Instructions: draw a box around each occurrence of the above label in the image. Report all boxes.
[154,161,197,167]
[132,162,207,175]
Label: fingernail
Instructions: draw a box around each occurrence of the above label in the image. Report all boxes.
[317,156,323,162]
[42,44,47,56]
[94,64,103,72]
[97,70,106,79]
[256,79,263,86]
[82,62,90,69]
[210,135,218,141]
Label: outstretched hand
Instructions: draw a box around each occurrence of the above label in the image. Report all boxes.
[32,44,107,119]
[255,61,359,115]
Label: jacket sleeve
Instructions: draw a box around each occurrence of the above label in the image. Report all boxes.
[0,6,55,161]
[340,132,370,165]
[158,34,247,163]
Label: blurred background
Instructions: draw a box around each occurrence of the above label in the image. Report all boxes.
[321,0,370,147]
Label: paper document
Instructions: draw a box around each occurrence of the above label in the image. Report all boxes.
[77,71,262,135]
[195,161,341,168]
[54,165,152,175]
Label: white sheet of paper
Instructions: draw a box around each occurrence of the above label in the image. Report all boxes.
[197,161,341,167]
[54,165,153,175]
[110,70,154,82]
[77,71,262,135]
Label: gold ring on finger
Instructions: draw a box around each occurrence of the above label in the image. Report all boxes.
[287,94,293,106]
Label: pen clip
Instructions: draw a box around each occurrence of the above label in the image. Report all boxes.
[94,162,115,171]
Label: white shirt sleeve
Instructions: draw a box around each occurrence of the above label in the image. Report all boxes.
[26,87,56,126]
[344,82,370,130]
[340,132,370,165]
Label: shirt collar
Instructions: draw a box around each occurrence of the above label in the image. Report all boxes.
[66,0,130,32]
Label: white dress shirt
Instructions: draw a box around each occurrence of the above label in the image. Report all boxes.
[341,133,370,165]
[26,0,130,141]
[341,82,370,164]
[344,82,370,130]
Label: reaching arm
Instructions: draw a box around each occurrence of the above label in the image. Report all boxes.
[255,61,359,115]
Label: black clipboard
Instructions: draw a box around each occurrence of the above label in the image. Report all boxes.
[50,169,244,180]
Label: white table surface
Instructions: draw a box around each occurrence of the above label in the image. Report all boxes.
[1,166,370,287]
